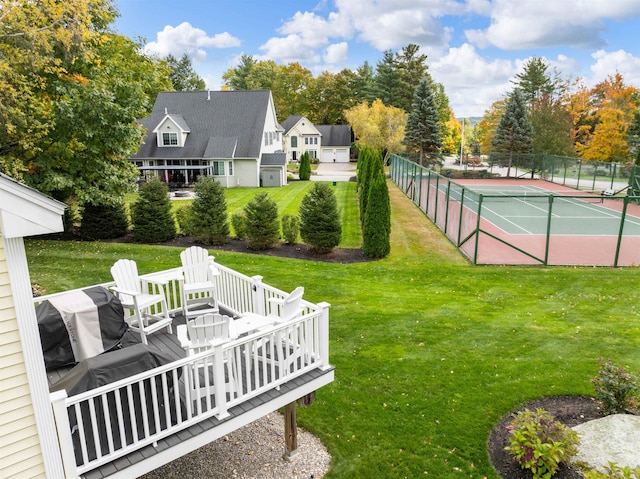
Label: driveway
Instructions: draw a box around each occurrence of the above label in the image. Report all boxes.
[312,162,357,182]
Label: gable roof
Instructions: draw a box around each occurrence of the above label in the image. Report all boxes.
[0,173,66,238]
[316,125,352,147]
[133,90,272,160]
[261,152,286,166]
[152,113,190,133]
[280,115,304,134]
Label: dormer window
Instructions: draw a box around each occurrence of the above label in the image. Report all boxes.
[162,132,178,146]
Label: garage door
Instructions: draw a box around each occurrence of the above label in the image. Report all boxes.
[321,148,349,163]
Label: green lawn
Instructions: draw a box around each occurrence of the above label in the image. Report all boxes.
[26,182,640,478]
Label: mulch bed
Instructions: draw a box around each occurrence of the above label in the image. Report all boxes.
[111,235,374,264]
[488,395,605,479]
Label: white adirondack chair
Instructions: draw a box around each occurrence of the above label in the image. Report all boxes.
[249,287,306,383]
[176,313,237,401]
[110,259,173,345]
[180,246,219,319]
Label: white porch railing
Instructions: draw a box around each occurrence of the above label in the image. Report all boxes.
[38,262,331,478]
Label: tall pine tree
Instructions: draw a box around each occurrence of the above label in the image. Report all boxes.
[404,78,442,166]
[492,89,533,177]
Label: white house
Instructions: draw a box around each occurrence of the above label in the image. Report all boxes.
[0,173,67,478]
[281,115,352,163]
[131,90,287,188]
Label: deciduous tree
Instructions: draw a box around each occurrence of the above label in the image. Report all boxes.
[345,100,406,157]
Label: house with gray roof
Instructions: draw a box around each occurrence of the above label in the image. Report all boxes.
[281,115,352,163]
[132,90,287,188]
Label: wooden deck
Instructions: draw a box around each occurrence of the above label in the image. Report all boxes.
[42,267,334,479]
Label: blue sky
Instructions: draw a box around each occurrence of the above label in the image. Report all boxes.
[112,0,640,118]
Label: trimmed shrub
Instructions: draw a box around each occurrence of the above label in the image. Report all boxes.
[131,179,176,243]
[591,358,640,415]
[175,204,194,236]
[231,211,248,239]
[299,152,311,181]
[189,177,230,245]
[244,192,279,250]
[281,214,300,244]
[505,408,579,479]
[362,171,391,258]
[79,201,129,240]
[299,182,342,253]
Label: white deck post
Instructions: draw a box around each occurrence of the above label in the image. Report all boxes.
[50,390,79,478]
[213,343,230,419]
[251,275,265,315]
[317,302,331,370]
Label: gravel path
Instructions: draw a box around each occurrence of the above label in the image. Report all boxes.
[141,412,331,479]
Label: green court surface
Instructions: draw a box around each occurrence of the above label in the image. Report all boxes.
[450,185,640,236]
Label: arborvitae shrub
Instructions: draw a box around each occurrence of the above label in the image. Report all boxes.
[281,214,300,244]
[244,192,279,250]
[231,211,248,239]
[79,201,129,240]
[362,171,391,258]
[175,204,194,236]
[189,177,229,245]
[299,182,342,253]
[299,152,311,181]
[131,179,176,243]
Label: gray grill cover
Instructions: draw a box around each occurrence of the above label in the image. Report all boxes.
[37,286,128,369]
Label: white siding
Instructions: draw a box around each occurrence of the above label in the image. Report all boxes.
[0,243,46,479]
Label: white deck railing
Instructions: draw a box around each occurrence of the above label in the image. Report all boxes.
[38,262,331,478]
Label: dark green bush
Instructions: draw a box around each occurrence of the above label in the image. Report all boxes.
[189,177,229,245]
[299,152,311,181]
[131,179,176,243]
[79,201,129,240]
[231,211,248,239]
[175,204,193,236]
[299,183,341,253]
[244,192,279,250]
[281,214,300,244]
[362,171,391,258]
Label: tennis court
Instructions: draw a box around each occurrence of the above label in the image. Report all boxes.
[454,184,640,236]
[390,155,640,266]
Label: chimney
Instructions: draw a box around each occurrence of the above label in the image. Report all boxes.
[207,90,211,101]
[164,107,168,114]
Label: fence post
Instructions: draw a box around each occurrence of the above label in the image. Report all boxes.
[251,275,265,315]
[614,196,629,267]
[213,343,230,419]
[50,390,79,479]
[316,302,331,370]
[544,195,554,266]
[473,195,483,264]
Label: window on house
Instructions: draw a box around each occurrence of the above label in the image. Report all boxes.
[291,136,298,147]
[305,138,309,145]
[213,161,225,175]
[228,161,233,176]
[313,137,318,145]
[162,132,178,146]
[308,150,317,159]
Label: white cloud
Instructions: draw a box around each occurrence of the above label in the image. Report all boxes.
[465,0,640,50]
[144,22,241,62]
[590,49,640,87]
[324,42,349,64]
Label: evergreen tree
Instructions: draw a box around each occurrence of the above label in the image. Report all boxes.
[512,57,555,103]
[353,61,377,104]
[362,170,391,258]
[404,77,442,166]
[79,201,129,240]
[222,54,255,91]
[357,147,374,225]
[244,192,279,250]
[299,183,342,253]
[281,214,300,244]
[492,89,533,177]
[373,51,403,109]
[166,53,206,91]
[189,176,230,245]
[131,179,176,243]
[298,151,312,180]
